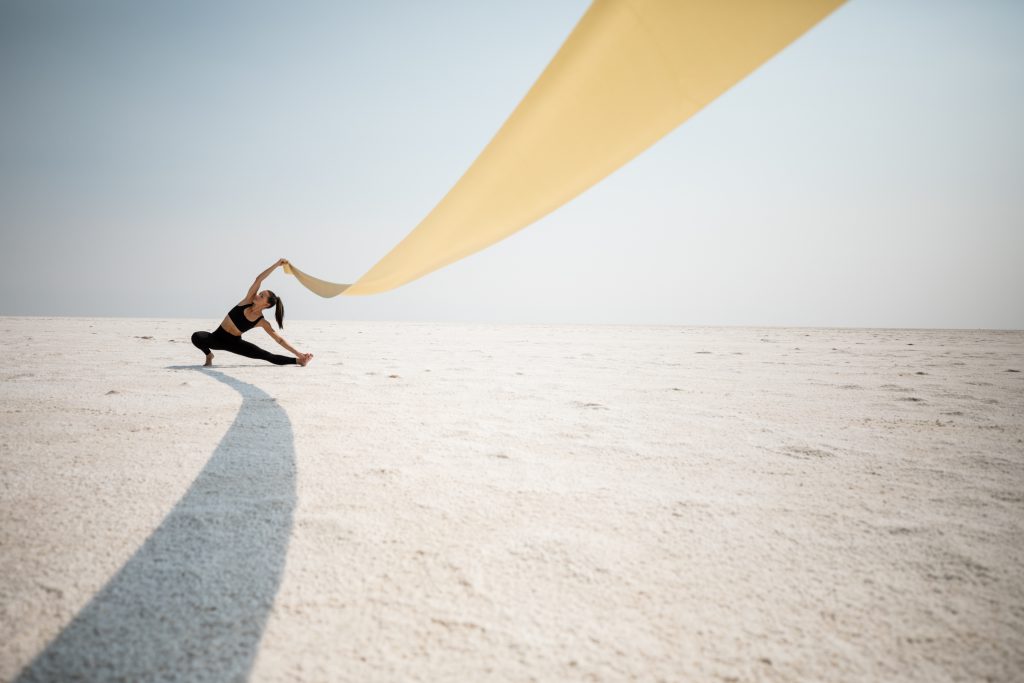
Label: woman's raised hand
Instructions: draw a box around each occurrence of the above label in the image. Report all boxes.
[276,258,289,268]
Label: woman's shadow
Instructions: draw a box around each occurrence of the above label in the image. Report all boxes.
[17,368,296,682]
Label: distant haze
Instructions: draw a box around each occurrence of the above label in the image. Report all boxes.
[1,0,1022,328]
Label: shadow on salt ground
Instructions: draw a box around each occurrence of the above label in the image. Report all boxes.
[16,369,296,683]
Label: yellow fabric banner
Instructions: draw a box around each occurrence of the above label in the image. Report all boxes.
[287,0,845,297]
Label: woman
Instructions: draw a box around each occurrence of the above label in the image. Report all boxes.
[191,259,313,367]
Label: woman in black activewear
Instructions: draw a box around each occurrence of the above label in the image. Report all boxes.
[191,259,313,367]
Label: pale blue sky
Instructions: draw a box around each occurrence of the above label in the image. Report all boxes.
[1,0,1022,328]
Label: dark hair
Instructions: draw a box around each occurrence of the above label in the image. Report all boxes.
[266,290,285,329]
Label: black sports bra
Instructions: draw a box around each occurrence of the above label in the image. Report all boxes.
[226,302,262,334]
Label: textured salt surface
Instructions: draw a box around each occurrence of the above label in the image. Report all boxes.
[1,318,1022,682]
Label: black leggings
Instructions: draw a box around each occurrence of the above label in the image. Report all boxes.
[191,327,297,366]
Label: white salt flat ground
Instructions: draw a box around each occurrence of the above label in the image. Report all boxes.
[1,317,1022,682]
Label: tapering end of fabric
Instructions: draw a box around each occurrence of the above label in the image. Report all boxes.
[284,263,352,298]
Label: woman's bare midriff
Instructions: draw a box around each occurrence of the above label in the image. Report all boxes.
[219,303,260,337]
[219,318,242,336]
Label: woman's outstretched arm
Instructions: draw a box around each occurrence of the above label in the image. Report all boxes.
[259,321,303,357]
[244,258,288,302]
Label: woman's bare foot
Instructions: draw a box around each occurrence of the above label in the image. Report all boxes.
[203,353,214,367]
[298,353,313,367]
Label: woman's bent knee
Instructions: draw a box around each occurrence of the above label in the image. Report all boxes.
[191,331,210,353]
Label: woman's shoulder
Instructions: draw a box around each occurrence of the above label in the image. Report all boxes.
[235,299,253,307]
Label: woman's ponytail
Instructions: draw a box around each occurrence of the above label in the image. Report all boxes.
[267,291,285,329]
[274,296,285,329]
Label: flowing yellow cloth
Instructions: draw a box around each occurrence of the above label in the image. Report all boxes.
[287,0,844,297]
